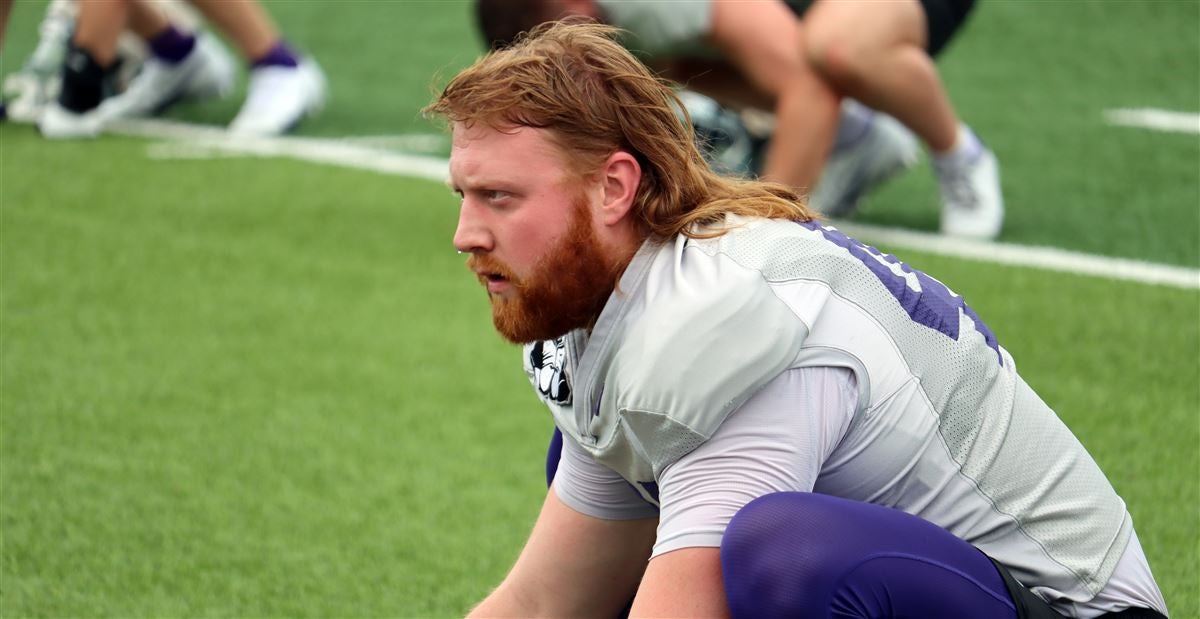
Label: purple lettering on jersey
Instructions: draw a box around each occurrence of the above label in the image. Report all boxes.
[799,221,1001,364]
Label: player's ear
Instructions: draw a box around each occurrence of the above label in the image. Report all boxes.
[599,150,641,226]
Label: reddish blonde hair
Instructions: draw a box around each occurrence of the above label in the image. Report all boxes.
[425,20,815,239]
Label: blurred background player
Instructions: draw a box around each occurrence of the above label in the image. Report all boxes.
[3,0,149,122]
[31,0,324,139]
[476,0,1004,239]
[477,0,920,226]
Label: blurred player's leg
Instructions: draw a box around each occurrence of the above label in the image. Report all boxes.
[187,0,325,135]
[101,0,235,120]
[803,0,1003,239]
[933,133,1004,238]
[37,0,129,138]
[71,0,128,67]
[230,58,325,135]
[3,0,75,122]
[721,492,1023,618]
[757,42,841,196]
[807,99,920,217]
[186,0,277,60]
[678,88,919,216]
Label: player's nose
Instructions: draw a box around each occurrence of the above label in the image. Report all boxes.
[453,200,494,254]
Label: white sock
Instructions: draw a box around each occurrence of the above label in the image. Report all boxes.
[933,123,984,169]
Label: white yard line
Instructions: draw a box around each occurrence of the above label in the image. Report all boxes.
[110,119,1200,290]
[830,221,1199,290]
[111,119,450,181]
[337,133,448,153]
[1104,108,1200,135]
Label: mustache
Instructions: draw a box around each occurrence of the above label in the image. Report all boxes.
[466,254,521,286]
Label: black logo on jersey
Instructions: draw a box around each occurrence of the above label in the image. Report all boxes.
[530,337,572,405]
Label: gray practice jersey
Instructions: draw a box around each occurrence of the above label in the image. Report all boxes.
[522,216,1166,615]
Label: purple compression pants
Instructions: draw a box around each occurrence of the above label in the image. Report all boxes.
[546,428,1019,618]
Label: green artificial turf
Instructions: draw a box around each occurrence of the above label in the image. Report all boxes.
[1,127,542,616]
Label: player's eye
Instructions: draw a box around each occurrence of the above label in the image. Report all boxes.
[486,190,509,202]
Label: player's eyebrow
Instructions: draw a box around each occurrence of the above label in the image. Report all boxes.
[450,177,518,195]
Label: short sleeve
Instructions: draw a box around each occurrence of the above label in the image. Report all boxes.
[553,430,661,521]
[652,366,858,556]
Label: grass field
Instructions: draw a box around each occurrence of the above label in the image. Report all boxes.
[2,1,1198,617]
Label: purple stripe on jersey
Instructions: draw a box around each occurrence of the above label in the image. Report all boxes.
[799,221,1001,364]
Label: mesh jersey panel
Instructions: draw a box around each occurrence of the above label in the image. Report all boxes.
[687,219,1130,598]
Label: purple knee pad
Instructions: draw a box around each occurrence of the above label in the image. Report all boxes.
[720,492,1017,619]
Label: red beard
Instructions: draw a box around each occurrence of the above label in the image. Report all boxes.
[467,200,623,344]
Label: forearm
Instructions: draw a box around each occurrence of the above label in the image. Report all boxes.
[467,490,656,618]
[470,568,641,618]
[468,581,536,618]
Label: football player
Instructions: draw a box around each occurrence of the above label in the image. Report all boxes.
[427,22,1167,618]
[476,0,1004,239]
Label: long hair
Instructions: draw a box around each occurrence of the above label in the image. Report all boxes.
[424,20,815,240]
